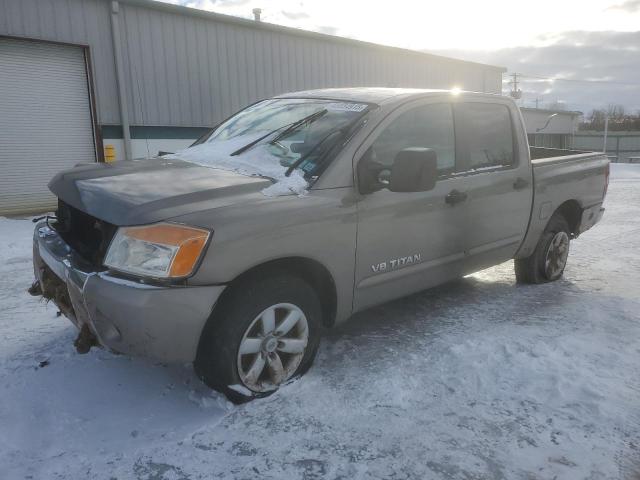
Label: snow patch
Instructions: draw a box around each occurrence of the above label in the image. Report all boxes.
[227,383,253,397]
[610,162,640,179]
[166,135,308,197]
[188,389,234,410]
[2,160,640,479]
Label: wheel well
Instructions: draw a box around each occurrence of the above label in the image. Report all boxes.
[554,200,582,235]
[225,257,338,328]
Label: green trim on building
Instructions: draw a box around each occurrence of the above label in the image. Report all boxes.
[101,125,211,140]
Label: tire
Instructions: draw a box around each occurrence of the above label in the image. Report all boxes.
[194,272,322,403]
[515,214,571,284]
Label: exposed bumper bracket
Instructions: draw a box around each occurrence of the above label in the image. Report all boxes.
[27,280,42,296]
[74,324,98,354]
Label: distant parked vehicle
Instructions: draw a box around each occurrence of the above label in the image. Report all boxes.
[31,88,609,402]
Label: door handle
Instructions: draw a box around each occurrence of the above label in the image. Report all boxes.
[513,177,529,190]
[445,189,468,205]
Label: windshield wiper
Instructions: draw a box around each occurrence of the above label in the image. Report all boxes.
[285,112,370,177]
[284,127,347,177]
[230,108,328,156]
[269,109,328,145]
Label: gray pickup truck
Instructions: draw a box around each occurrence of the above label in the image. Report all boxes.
[31,88,608,401]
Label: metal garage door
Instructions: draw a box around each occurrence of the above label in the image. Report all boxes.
[0,38,95,215]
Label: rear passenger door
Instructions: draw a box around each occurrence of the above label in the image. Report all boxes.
[453,101,533,272]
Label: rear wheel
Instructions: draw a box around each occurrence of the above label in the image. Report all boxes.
[515,214,571,284]
[194,273,322,403]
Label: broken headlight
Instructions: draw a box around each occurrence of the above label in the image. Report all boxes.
[104,223,210,279]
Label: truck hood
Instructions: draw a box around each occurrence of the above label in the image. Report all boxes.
[48,158,273,226]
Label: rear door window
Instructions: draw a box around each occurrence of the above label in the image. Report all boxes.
[454,103,515,171]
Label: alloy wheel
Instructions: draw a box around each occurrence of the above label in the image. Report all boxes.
[544,231,570,279]
[236,303,309,392]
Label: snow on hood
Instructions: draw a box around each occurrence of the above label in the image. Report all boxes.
[166,134,308,197]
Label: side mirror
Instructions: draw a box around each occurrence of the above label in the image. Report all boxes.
[389,148,438,192]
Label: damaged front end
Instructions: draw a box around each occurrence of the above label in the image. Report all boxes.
[30,204,224,364]
[30,209,110,354]
[29,268,97,354]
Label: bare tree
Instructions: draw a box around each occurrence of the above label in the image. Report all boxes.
[607,104,626,120]
[580,106,640,131]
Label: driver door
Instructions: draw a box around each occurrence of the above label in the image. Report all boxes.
[353,100,468,312]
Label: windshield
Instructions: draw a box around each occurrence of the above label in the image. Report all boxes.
[169,98,370,196]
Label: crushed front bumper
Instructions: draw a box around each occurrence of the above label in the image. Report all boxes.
[32,221,225,363]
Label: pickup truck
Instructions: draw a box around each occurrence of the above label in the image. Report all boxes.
[30,88,609,402]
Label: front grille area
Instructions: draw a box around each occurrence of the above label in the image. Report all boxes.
[54,199,117,269]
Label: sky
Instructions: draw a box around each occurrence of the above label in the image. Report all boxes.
[160,0,640,115]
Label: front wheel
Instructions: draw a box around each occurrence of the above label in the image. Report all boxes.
[515,214,571,284]
[194,273,322,403]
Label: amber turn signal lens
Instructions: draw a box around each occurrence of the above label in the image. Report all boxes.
[170,233,209,277]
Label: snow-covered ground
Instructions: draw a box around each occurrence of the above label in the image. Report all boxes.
[1,165,639,480]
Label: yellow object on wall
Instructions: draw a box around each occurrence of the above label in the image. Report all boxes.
[104,144,116,162]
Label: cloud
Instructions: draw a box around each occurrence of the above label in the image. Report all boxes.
[606,0,640,12]
[433,31,640,113]
[281,10,310,20]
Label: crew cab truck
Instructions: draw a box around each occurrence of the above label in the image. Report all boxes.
[31,88,609,402]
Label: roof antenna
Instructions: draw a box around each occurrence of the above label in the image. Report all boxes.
[252,8,262,21]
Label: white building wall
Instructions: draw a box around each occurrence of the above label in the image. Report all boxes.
[2,0,507,164]
[104,138,195,161]
[1,0,505,130]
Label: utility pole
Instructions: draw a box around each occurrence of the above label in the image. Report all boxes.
[509,73,522,100]
[603,116,609,156]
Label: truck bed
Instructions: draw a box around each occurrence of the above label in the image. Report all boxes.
[514,147,609,260]
[530,146,600,163]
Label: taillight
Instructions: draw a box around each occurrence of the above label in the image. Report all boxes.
[603,162,610,199]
